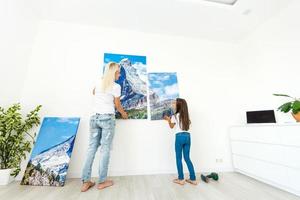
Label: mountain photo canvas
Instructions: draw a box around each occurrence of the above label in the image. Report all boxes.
[104,53,147,119]
[21,117,80,187]
[148,72,179,120]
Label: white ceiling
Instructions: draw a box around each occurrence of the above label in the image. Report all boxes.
[29,0,293,42]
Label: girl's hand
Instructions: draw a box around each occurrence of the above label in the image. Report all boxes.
[164,115,176,129]
[163,115,171,121]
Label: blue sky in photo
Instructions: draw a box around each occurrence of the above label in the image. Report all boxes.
[148,72,179,101]
[102,53,146,75]
[104,53,146,64]
[103,53,148,95]
[30,117,80,158]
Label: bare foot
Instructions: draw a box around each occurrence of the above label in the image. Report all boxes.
[98,180,114,190]
[81,181,95,192]
[186,179,198,185]
[173,179,185,185]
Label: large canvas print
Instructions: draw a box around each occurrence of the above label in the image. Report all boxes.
[21,117,80,186]
[104,53,147,119]
[148,72,179,120]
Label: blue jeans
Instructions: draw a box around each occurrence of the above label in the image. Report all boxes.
[175,132,196,180]
[81,114,116,183]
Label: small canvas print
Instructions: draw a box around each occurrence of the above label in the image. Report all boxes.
[104,53,148,119]
[148,72,179,120]
[21,117,80,186]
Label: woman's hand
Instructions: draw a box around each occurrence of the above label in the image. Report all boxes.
[121,111,128,119]
[114,97,128,119]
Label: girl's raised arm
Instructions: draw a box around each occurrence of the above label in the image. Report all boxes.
[164,115,175,129]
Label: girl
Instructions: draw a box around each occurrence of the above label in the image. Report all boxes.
[164,98,197,185]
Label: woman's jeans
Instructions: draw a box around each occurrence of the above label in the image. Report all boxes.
[175,132,196,181]
[81,114,116,183]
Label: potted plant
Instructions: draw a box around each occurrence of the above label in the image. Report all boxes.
[273,94,300,122]
[0,103,42,185]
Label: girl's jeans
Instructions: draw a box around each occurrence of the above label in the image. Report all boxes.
[175,132,196,181]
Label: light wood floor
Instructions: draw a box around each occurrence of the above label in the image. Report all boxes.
[0,172,299,200]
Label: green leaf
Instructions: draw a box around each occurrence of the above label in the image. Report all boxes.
[292,101,300,114]
[278,102,293,113]
[273,94,292,98]
[0,104,42,177]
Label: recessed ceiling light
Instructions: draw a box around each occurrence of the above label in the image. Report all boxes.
[178,0,238,6]
[203,0,238,5]
[242,9,252,15]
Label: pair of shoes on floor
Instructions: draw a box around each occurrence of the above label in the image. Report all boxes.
[201,172,219,183]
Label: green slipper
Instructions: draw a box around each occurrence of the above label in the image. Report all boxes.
[207,172,219,181]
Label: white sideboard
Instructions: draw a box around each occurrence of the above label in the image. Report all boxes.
[229,123,300,196]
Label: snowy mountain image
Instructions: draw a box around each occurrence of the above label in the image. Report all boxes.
[148,73,179,120]
[120,58,147,96]
[21,117,80,187]
[104,53,148,119]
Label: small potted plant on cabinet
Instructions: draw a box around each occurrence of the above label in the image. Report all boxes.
[273,94,300,122]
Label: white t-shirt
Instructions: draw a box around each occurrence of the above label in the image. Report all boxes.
[171,113,189,133]
[93,80,121,114]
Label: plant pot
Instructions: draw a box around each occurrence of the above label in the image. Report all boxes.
[292,112,300,122]
[0,169,14,185]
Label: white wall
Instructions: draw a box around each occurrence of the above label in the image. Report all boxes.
[9,0,300,181]
[237,0,300,123]
[17,20,243,180]
[0,0,39,106]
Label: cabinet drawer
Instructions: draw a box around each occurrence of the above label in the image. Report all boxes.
[231,141,285,165]
[230,125,300,147]
[230,127,281,144]
[287,168,300,192]
[279,129,300,147]
[233,155,289,188]
[283,146,300,169]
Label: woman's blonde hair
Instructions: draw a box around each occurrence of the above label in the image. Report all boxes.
[101,62,120,92]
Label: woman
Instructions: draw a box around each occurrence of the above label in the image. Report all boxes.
[81,62,128,192]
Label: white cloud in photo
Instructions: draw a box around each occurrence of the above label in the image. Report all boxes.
[165,83,179,97]
[61,135,72,140]
[153,80,163,86]
[153,88,164,96]
[57,118,79,125]
[156,74,170,82]
[148,73,179,101]
[148,73,157,81]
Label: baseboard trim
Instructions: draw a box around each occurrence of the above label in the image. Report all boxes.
[15,167,234,181]
[66,167,234,179]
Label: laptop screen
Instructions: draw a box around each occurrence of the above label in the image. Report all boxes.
[246,110,276,123]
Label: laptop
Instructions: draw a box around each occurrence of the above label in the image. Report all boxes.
[246,110,276,124]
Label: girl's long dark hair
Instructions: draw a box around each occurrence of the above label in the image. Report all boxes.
[175,98,191,131]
